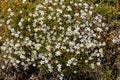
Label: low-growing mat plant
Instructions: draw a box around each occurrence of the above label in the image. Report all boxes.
[0,0,119,80]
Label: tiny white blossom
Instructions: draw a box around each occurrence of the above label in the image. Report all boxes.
[67,6,72,11]
[22,0,26,3]
[74,71,77,73]
[57,64,62,72]
[112,39,117,43]
[74,13,79,17]
[19,10,23,14]
[14,34,19,38]
[89,11,92,15]
[10,12,14,16]
[91,63,95,69]
[89,56,93,60]
[8,8,12,12]
[96,62,101,66]
[57,9,63,13]
[6,20,10,24]
[0,23,2,27]
[20,54,26,59]
[18,22,22,27]
[85,60,88,63]
[95,4,99,7]
[33,63,36,67]
[55,51,62,56]
[16,60,20,64]
[0,36,2,40]
[1,66,5,69]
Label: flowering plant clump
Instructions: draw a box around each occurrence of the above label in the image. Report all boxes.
[0,0,108,79]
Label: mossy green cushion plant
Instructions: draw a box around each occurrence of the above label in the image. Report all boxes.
[0,0,109,80]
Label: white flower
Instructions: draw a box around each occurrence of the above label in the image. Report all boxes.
[85,60,88,63]
[89,11,92,15]
[8,8,12,12]
[57,64,62,72]
[15,33,19,38]
[0,36,2,40]
[91,63,95,69]
[47,64,53,72]
[20,54,26,59]
[55,51,62,56]
[66,58,77,66]
[90,6,94,9]
[31,58,35,61]
[102,42,106,46]
[21,18,24,22]
[61,5,65,9]
[112,39,116,43]
[40,61,45,64]
[79,0,82,2]
[98,19,102,22]
[87,43,93,48]
[99,49,103,53]
[10,12,14,16]
[96,53,100,57]
[96,62,101,66]
[15,43,20,48]
[21,62,25,66]
[46,45,51,51]
[48,15,52,19]
[6,19,10,24]
[1,66,5,69]
[22,0,26,3]
[27,59,30,62]
[67,6,72,11]
[44,59,48,63]
[0,23,2,27]
[19,10,23,14]
[57,8,63,13]
[29,13,32,17]
[83,3,89,8]
[74,3,78,6]
[89,56,92,60]
[69,41,75,46]
[66,60,72,66]
[18,21,22,27]
[73,62,77,66]
[76,50,80,54]
[3,55,7,58]
[1,46,6,50]
[74,13,79,17]
[95,4,99,7]
[70,1,73,4]
[74,71,77,73]
[33,63,36,67]
[53,2,57,6]
[60,0,64,2]
[79,3,82,6]
[40,11,44,16]
[16,60,20,64]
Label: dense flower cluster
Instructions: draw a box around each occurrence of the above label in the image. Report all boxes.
[1,0,108,79]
